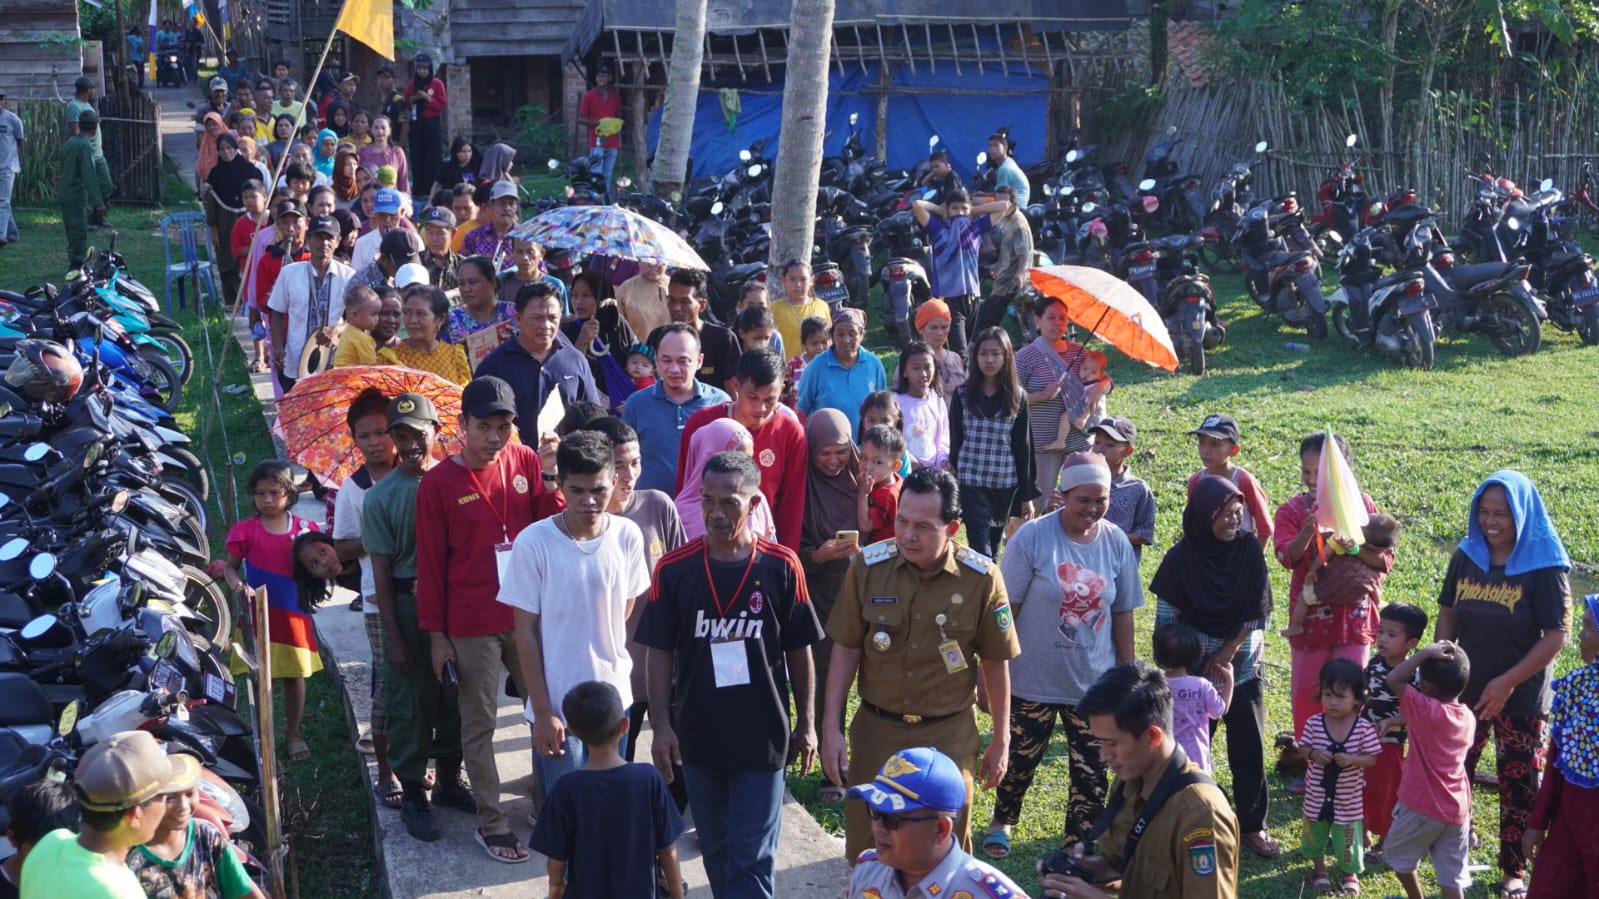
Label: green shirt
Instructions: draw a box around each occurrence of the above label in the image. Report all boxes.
[127,818,253,899]
[65,98,103,159]
[362,469,422,579]
[61,133,108,207]
[20,829,146,899]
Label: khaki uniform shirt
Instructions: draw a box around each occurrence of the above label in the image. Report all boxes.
[827,541,1020,719]
[1099,756,1239,899]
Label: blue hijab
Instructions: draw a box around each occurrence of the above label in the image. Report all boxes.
[1458,469,1570,575]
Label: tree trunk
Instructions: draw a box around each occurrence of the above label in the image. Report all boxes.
[649,0,706,198]
[1378,0,1399,159]
[767,0,834,273]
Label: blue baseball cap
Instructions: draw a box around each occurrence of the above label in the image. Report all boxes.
[847,747,966,815]
[373,188,403,215]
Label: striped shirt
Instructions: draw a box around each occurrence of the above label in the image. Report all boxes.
[1299,714,1381,824]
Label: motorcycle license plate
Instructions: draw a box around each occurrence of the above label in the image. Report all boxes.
[1572,284,1599,308]
[149,659,186,698]
[819,285,851,306]
[1399,295,1439,315]
[1128,264,1158,277]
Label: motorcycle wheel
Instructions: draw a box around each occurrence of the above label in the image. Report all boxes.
[1331,306,1357,343]
[1197,241,1242,275]
[181,563,232,648]
[144,353,183,411]
[162,445,212,503]
[1579,305,1599,346]
[1188,339,1206,376]
[1378,311,1435,370]
[1484,293,1542,356]
[143,334,194,386]
[1307,311,1329,340]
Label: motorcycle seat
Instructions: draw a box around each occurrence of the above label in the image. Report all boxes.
[0,673,53,726]
[1551,250,1589,269]
[1448,261,1517,287]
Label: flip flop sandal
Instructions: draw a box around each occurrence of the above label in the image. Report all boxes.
[1309,871,1334,894]
[1501,878,1528,899]
[980,828,1011,860]
[1340,874,1361,895]
[1242,832,1282,859]
[287,739,310,761]
[474,829,529,864]
[374,779,402,810]
[348,596,364,612]
[356,736,375,754]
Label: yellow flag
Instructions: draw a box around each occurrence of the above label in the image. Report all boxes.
[334,0,394,60]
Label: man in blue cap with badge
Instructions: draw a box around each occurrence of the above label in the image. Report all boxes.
[848,746,1029,898]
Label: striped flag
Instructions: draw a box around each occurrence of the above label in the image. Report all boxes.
[183,0,206,26]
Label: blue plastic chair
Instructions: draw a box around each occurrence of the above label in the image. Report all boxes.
[160,212,221,311]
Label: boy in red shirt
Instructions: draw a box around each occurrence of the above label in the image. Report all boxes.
[857,425,904,544]
[415,375,558,863]
[228,180,270,371]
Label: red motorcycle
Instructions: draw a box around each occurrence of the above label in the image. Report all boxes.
[1309,134,1367,254]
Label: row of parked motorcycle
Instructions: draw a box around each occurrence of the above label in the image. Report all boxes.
[0,245,267,880]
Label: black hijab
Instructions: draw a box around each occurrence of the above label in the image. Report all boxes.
[1149,474,1273,641]
[205,133,257,209]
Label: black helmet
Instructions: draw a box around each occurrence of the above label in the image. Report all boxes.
[4,339,84,402]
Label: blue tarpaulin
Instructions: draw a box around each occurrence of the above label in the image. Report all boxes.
[646,60,1051,182]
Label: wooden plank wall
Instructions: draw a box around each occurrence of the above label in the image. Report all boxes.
[449,0,586,59]
[0,0,85,100]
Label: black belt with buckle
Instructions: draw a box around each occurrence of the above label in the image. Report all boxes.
[861,700,957,726]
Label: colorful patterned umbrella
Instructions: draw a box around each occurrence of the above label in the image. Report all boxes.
[1315,427,1369,550]
[1028,265,1179,371]
[511,204,709,270]
[273,366,517,486]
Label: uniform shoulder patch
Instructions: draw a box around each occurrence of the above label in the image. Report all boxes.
[855,848,880,863]
[967,865,1014,897]
[992,603,1013,631]
[1187,839,1217,876]
[862,540,899,566]
[956,545,993,574]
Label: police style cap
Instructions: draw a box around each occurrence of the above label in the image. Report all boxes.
[387,392,439,431]
[848,746,966,815]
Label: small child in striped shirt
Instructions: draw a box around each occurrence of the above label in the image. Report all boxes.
[1298,658,1381,894]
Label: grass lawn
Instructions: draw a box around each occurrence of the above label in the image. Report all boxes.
[5,171,377,897]
[783,244,1599,897]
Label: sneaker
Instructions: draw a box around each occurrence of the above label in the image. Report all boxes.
[400,795,440,841]
[432,772,478,814]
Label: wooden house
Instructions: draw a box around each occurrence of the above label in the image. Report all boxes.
[1,0,86,100]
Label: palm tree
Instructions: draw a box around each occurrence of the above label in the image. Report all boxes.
[649,0,707,198]
[766,0,835,272]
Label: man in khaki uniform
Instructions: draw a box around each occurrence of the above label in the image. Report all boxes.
[1040,662,1238,899]
[821,467,1021,862]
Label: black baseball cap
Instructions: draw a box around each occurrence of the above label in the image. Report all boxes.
[377,64,396,77]
[308,214,341,237]
[1090,415,1137,445]
[379,228,421,264]
[461,377,517,419]
[273,197,306,219]
[1189,413,1240,443]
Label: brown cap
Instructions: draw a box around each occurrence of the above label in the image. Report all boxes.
[75,730,187,812]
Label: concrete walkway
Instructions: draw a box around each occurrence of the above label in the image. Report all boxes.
[155,86,850,897]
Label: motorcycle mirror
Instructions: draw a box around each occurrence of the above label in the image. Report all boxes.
[1345,134,1358,148]
[1166,125,1177,136]
[28,553,57,580]
[66,269,81,281]
[1062,185,1075,196]
[1081,202,1097,213]
[156,630,178,660]
[1506,216,1520,230]
[849,112,859,126]
[1254,140,1269,153]
[0,402,9,417]
[1139,178,1157,191]
[24,443,49,462]
[928,135,940,149]
[109,490,130,513]
[616,176,633,188]
[0,494,9,510]
[1066,149,1080,164]
[670,191,682,203]
[747,164,763,178]
[57,699,79,738]
[0,537,26,560]
[83,441,102,470]
[710,201,725,216]
[1042,184,1055,197]
[546,159,560,171]
[1477,151,1492,165]
[1540,178,1554,192]
[976,152,988,166]
[739,149,753,162]
[19,615,55,641]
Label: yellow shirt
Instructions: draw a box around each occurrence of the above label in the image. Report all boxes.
[451,222,474,255]
[379,340,472,385]
[772,296,831,357]
[332,327,377,368]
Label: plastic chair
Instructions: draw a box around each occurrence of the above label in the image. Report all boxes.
[160,212,221,311]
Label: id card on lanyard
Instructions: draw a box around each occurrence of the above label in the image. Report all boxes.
[465,458,514,584]
[705,546,757,688]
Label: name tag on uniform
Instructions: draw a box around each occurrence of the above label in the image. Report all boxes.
[494,541,513,584]
[711,638,750,688]
[939,639,968,674]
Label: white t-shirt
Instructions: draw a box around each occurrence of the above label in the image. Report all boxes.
[497,515,650,725]
[350,228,383,273]
[332,475,378,613]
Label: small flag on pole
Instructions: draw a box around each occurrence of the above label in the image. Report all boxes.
[146,0,159,81]
[334,0,395,59]
[1315,428,1368,551]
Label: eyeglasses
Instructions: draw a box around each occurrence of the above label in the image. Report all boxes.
[867,809,945,830]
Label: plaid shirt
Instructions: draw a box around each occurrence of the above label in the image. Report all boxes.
[990,212,1034,293]
[956,392,1018,488]
[423,249,461,292]
[462,224,514,268]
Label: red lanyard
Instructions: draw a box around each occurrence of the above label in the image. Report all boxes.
[703,544,759,619]
[464,457,511,541]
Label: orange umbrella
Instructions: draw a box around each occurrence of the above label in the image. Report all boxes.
[1028,265,1179,372]
[273,366,519,486]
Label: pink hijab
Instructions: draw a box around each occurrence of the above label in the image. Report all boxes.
[675,418,775,541]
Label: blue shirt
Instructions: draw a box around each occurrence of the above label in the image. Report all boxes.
[924,214,993,298]
[621,378,729,494]
[993,155,1030,206]
[795,348,888,435]
[473,332,601,445]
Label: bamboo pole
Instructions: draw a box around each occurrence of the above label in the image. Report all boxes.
[253,586,286,899]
